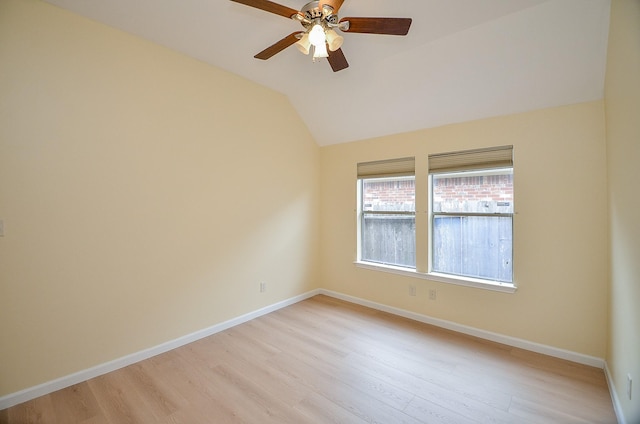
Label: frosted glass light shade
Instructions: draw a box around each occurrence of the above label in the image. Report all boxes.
[309,24,326,47]
[295,33,311,55]
[325,29,344,51]
[313,42,329,58]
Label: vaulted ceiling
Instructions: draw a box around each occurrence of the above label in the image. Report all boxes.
[43,0,611,146]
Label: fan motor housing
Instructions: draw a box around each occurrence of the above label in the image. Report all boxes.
[300,1,338,27]
[301,1,323,19]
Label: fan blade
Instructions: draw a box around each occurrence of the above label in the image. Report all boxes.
[340,17,412,35]
[319,0,344,14]
[327,47,349,72]
[230,0,299,19]
[254,32,303,60]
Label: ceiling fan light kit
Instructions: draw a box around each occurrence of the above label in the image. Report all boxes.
[231,0,412,72]
[308,23,329,59]
[295,32,311,54]
[325,29,344,51]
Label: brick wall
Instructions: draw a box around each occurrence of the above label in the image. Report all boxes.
[362,174,513,212]
[362,178,415,211]
[434,174,513,202]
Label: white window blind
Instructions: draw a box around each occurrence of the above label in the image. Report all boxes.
[428,146,513,174]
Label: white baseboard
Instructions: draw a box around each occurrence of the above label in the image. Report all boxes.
[0,289,321,410]
[604,362,627,424]
[1,287,608,411]
[319,289,605,369]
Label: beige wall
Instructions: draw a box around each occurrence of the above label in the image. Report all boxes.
[320,101,609,358]
[0,0,320,396]
[605,0,640,422]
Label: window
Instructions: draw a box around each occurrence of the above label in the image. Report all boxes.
[355,147,515,292]
[357,157,415,268]
[429,146,514,284]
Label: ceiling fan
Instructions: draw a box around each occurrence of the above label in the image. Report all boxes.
[230,0,412,72]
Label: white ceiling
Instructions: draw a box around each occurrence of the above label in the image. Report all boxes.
[43,0,611,146]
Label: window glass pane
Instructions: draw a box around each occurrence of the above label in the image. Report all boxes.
[360,176,415,268]
[362,176,415,212]
[432,216,512,282]
[432,169,513,214]
[362,214,416,267]
[431,167,513,283]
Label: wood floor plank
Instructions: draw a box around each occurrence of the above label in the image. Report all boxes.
[79,415,110,424]
[88,371,157,424]
[120,363,179,418]
[267,351,430,424]
[49,382,101,422]
[5,395,56,424]
[1,295,616,424]
[294,391,371,424]
[344,347,513,413]
[147,353,244,424]
[208,363,311,424]
[508,396,595,424]
[202,332,312,406]
[403,394,481,424]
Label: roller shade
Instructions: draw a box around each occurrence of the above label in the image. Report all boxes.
[428,145,513,174]
[357,157,415,179]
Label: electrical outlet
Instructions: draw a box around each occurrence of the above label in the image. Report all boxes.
[628,374,633,400]
[260,282,266,293]
[409,285,416,296]
[429,289,437,301]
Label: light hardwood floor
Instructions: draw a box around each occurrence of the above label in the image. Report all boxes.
[1,295,617,423]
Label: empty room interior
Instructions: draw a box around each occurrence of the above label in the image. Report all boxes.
[0,0,638,423]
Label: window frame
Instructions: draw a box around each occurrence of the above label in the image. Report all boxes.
[427,168,515,287]
[354,147,517,294]
[357,175,416,269]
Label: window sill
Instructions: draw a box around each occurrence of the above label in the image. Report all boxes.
[354,261,517,293]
